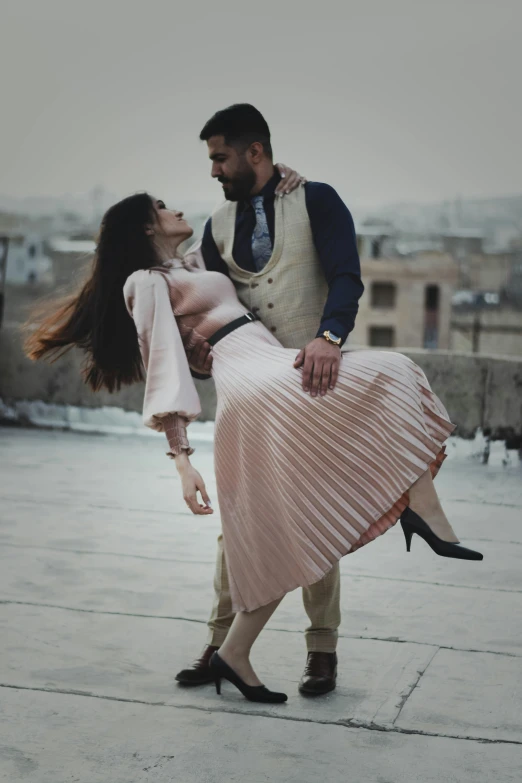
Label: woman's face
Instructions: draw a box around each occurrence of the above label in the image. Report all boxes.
[151,199,193,242]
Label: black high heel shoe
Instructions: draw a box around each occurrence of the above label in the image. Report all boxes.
[209,652,288,704]
[401,507,483,561]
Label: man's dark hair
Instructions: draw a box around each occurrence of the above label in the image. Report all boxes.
[199,103,273,159]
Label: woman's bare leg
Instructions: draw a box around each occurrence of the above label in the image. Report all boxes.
[217,598,283,686]
[409,468,459,543]
[218,470,457,687]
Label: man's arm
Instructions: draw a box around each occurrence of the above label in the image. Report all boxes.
[293,183,364,397]
[306,182,364,343]
[188,219,230,379]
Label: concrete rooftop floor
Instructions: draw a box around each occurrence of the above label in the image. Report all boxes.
[1,426,521,782]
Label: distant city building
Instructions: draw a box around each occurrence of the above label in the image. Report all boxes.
[350,251,458,350]
[458,249,520,293]
[46,237,96,290]
[5,233,53,286]
[449,245,522,357]
[451,299,522,357]
[356,220,396,259]
[441,230,485,259]
[351,215,522,356]
[1,198,520,356]
[506,253,522,304]
[0,236,8,327]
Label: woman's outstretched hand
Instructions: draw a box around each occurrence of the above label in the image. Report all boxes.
[175,453,213,515]
[275,164,307,196]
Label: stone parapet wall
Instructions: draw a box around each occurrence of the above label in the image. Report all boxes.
[0,326,218,421]
[399,348,522,441]
[1,326,520,439]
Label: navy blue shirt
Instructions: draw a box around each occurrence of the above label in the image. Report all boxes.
[201,172,364,343]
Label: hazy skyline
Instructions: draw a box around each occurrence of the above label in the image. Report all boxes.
[2,0,521,213]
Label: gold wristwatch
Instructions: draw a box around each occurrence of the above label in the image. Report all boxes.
[321,330,342,346]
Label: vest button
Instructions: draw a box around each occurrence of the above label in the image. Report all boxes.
[267,303,274,309]
[271,326,277,333]
[267,278,273,284]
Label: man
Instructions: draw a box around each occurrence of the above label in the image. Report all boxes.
[176,103,364,695]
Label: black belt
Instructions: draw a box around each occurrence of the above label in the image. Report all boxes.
[208,312,258,346]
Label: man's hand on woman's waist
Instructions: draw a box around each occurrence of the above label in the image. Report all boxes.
[188,341,213,377]
[293,338,341,398]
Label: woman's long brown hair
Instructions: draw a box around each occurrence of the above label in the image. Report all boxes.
[24,193,160,392]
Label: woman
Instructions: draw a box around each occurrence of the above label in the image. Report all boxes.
[26,189,483,705]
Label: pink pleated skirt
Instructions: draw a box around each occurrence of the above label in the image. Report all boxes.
[210,320,455,612]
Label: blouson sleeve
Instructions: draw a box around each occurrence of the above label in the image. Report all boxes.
[124,269,201,458]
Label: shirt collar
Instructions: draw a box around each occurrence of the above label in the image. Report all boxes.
[239,170,281,212]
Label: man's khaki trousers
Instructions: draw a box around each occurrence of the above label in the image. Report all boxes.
[207,534,341,653]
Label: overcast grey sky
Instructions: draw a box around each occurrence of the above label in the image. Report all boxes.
[1,0,521,212]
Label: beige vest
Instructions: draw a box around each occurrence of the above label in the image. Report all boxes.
[210,187,328,349]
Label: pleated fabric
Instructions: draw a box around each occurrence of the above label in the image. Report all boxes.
[211,320,455,613]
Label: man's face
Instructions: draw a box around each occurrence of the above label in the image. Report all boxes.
[207,135,256,201]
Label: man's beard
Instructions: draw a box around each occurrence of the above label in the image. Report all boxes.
[219,165,256,202]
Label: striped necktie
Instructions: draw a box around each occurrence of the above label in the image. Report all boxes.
[251,195,272,272]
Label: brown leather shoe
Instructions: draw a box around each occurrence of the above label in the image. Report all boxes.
[175,645,220,686]
[298,652,337,695]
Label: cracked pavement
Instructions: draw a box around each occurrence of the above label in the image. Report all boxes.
[1,427,521,782]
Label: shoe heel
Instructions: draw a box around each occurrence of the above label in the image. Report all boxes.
[209,651,287,704]
[400,507,483,561]
[401,520,413,552]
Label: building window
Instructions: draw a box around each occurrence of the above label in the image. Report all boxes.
[371,282,396,308]
[424,284,440,349]
[371,239,382,259]
[425,285,440,310]
[28,244,36,258]
[369,326,395,347]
